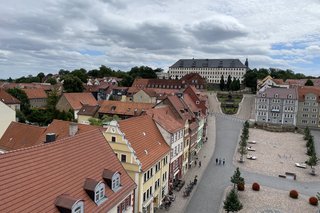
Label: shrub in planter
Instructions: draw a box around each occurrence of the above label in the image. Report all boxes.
[237,182,245,191]
[309,197,318,206]
[289,190,299,199]
[252,182,260,191]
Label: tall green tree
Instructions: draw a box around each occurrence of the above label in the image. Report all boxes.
[226,75,232,91]
[305,79,314,86]
[231,167,244,189]
[220,75,225,91]
[7,88,30,114]
[306,154,319,175]
[71,68,88,83]
[37,72,45,82]
[223,188,243,213]
[62,75,84,93]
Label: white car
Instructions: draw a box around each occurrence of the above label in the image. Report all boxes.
[247,146,256,151]
[248,141,257,144]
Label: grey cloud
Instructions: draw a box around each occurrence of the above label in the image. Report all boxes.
[186,18,248,43]
[98,21,188,50]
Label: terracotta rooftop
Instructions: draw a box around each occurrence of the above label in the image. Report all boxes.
[23,88,48,99]
[183,93,200,114]
[78,105,100,116]
[285,79,320,87]
[166,95,195,121]
[297,86,320,102]
[63,93,98,110]
[0,129,136,212]
[84,82,109,92]
[118,115,170,171]
[98,100,154,116]
[37,119,98,143]
[0,89,20,105]
[0,82,55,91]
[0,122,45,151]
[146,106,184,134]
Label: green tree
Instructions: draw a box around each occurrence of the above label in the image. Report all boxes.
[47,89,59,110]
[231,167,244,189]
[128,66,157,79]
[119,74,134,87]
[46,77,57,85]
[307,143,316,156]
[306,154,319,175]
[223,188,243,213]
[62,75,84,92]
[220,75,225,91]
[304,126,311,140]
[71,68,88,83]
[7,88,30,115]
[89,118,103,126]
[226,75,232,91]
[37,72,45,82]
[305,79,314,86]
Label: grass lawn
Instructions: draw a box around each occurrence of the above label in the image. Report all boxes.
[217,93,243,115]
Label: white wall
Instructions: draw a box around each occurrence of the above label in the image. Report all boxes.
[0,101,16,139]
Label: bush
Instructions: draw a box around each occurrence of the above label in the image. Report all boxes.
[237,183,245,191]
[289,190,299,199]
[252,182,260,191]
[309,197,318,206]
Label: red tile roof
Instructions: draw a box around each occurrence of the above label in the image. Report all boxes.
[37,119,98,143]
[118,115,170,171]
[166,96,195,121]
[78,105,100,116]
[297,86,320,102]
[0,89,20,104]
[98,100,154,116]
[146,106,184,134]
[63,93,98,110]
[23,88,48,99]
[0,129,136,212]
[0,122,45,151]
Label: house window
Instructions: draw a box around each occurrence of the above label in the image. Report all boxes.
[121,154,126,162]
[72,201,84,213]
[112,172,121,191]
[111,136,116,142]
[95,182,106,204]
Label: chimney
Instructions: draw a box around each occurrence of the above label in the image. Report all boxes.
[69,122,78,137]
[45,133,56,143]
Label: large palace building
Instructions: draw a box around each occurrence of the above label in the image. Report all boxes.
[168,58,248,84]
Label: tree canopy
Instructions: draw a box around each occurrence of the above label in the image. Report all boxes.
[223,188,243,212]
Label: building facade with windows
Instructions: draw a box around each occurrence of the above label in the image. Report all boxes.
[255,88,298,125]
[296,86,320,128]
[168,58,248,84]
[103,116,170,213]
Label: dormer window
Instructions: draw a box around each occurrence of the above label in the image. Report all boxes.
[95,182,106,204]
[288,94,292,99]
[274,94,278,98]
[103,169,122,192]
[262,93,266,97]
[84,179,107,205]
[55,194,84,213]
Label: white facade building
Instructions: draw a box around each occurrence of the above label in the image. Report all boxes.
[168,59,248,84]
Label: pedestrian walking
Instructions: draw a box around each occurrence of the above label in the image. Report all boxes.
[199,161,201,168]
[223,158,225,165]
[194,160,197,167]
[215,158,218,164]
[218,158,221,165]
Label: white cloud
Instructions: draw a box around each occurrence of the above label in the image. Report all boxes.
[0,0,320,78]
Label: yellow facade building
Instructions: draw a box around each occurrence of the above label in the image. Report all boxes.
[103,115,170,213]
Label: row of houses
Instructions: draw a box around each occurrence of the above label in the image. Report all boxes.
[255,83,320,128]
[0,83,208,212]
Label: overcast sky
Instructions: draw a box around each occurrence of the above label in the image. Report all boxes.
[1,0,320,79]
